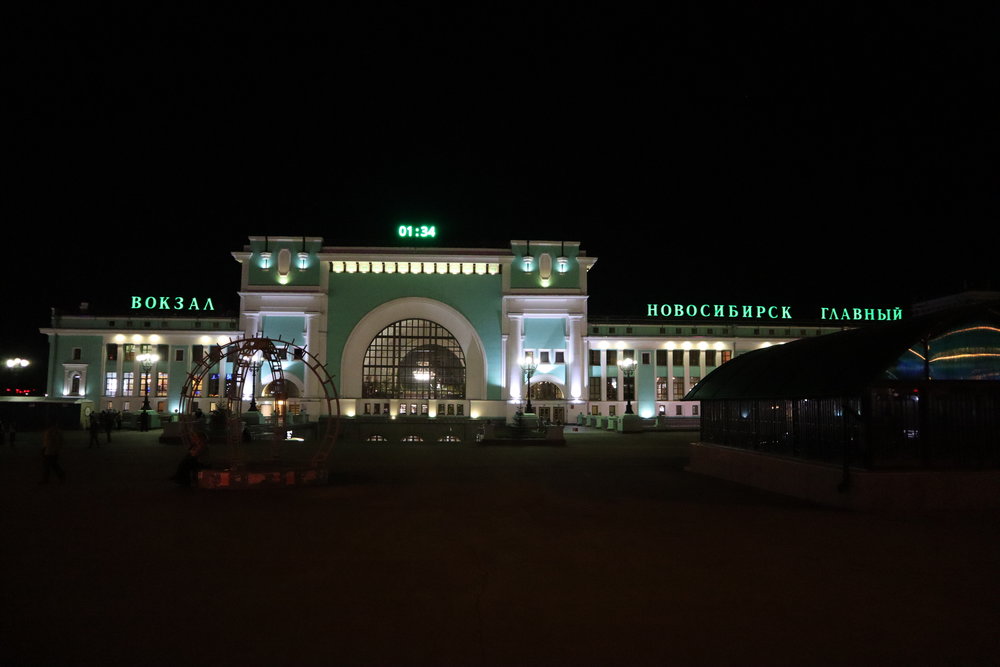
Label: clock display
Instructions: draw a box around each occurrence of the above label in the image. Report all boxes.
[398,224,437,239]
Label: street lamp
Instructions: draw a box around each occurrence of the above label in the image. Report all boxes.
[4,358,29,396]
[247,356,262,412]
[520,356,538,414]
[136,352,159,411]
[620,356,636,415]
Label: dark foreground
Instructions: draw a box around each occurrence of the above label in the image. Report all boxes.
[2,427,999,666]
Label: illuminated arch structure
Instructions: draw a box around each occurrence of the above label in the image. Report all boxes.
[178,335,340,488]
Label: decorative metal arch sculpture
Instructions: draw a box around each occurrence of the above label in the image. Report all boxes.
[177,336,340,482]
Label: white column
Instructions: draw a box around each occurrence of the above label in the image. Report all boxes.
[244,312,261,339]
[567,316,585,401]
[507,315,524,399]
[303,313,320,398]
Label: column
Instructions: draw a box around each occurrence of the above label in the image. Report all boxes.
[567,316,585,401]
[507,314,524,399]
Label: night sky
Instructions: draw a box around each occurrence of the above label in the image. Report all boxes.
[5,6,998,390]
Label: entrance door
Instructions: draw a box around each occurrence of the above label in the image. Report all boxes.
[538,407,551,422]
[553,406,566,424]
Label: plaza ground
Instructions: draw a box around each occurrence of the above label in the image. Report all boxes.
[2,426,999,666]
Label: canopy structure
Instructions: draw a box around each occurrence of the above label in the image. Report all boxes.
[687,300,1000,470]
[687,300,1000,401]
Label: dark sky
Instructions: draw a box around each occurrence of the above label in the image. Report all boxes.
[5,5,999,388]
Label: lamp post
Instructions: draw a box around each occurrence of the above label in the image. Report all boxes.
[136,353,159,412]
[520,356,538,414]
[4,358,29,395]
[247,354,262,412]
[620,356,636,415]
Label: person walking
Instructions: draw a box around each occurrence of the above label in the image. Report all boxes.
[88,414,101,448]
[41,424,66,484]
[102,411,113,444]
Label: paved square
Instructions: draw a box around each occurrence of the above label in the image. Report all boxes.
[2,427,999,665]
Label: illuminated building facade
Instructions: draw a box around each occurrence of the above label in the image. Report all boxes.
[41,306,242,421]
[41,236,850,426]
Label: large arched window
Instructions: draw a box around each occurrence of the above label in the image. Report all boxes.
[362,319,466,399]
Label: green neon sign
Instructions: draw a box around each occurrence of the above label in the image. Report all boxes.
[397,224,437,239]
[131,296,216,311]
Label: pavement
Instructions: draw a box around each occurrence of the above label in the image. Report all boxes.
[2,426,999,666]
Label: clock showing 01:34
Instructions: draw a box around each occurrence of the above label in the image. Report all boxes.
[397,224,437,239]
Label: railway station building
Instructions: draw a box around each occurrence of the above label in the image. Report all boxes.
[41,236,855,430]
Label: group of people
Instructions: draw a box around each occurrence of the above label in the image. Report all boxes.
[87,410,119,447]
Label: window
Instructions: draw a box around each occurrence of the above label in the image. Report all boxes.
[656,350,668,366]
[72,348,82,360]
[656,377,668,400]
[106,344,118,361]
[609,404,616,416]
[607,350,618,366]
[363,319,466,400]
[706,350,716,366]
[175,349,185,362]
[539,350,550,364]
[589,350,601,366]
[606,377,618,401]
[589,382,601,401]
[641,352,651,365]
[156,372,168,397]
[721,350,732,364]
[105,372,117,397]
[123,372,134,396]
[554,350,565,364]
[193,345,205,362]
[207,373,219,397]
[688,350,700,366]
[676,405,683,416]
[692,405,699,416]
[672,350,684,365]
[673,377,684,398]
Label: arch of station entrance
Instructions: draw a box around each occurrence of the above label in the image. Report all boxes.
[339,297,489,402]
[526,373,567,400]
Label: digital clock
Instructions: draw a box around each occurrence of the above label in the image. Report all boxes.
[397,224,437,239]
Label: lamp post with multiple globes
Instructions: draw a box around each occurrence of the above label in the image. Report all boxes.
[620,356,636,415]
[136,352,159,412]
[4,358,29,395]
[520,356,538,414]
